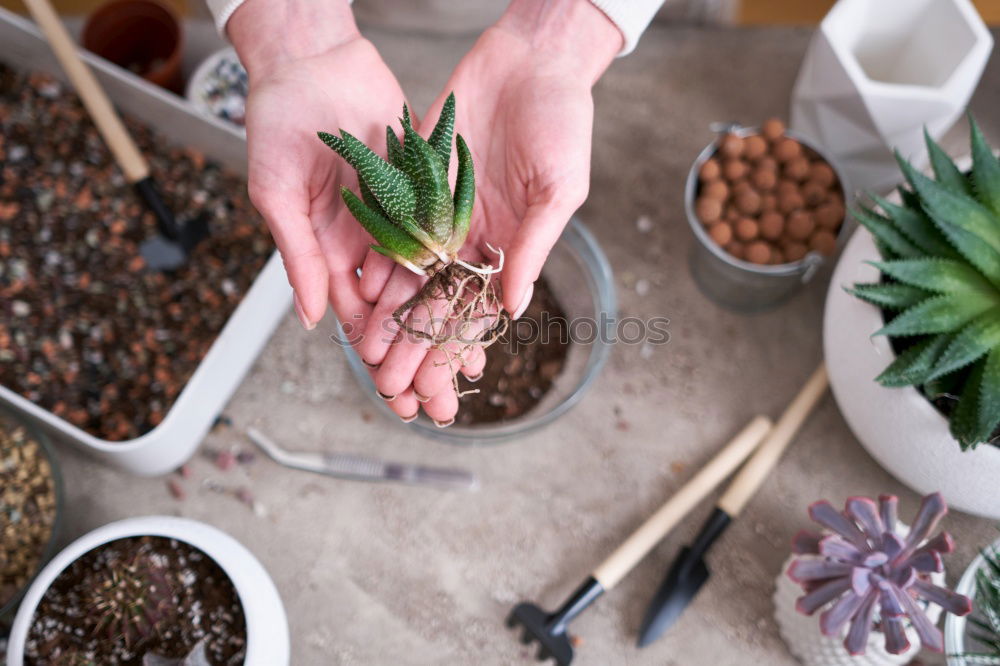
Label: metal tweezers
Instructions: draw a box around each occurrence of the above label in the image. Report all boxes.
[246,427,478,491]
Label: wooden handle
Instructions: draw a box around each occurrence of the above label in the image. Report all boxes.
[592,415,772,590]
[717,363,828,518]
[23,0,149,182]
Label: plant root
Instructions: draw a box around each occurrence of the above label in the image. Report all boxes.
[393,255,508,398]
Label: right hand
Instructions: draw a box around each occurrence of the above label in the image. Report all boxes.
[230,1,426,420]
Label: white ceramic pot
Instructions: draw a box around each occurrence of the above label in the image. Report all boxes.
[944,535,1000,664]
[824,227,1000,519]
[790,0,993,192]
[774,553,942,666]
[6,516,289,666]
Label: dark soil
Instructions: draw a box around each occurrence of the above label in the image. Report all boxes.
[0,65,273,441]
[0,413,58,611]
[25,535,246,665]
[456,276,570,425]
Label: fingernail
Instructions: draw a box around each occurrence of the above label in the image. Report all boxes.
[400,412,418,423]
[362,359,380,369]
[512,283,534,321]
[466,371,483,383]
[433,417,454,428]
[376,390,396,402]
[415,391,430,403]
[293,292,316,331]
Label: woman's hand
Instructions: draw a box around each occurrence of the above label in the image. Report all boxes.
[358,0,623,424]
[231,0,404,335]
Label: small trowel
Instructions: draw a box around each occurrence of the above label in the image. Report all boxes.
[24,0,209,271]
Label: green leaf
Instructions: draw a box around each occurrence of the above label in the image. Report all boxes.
[896,152,1000,254]
[386,126,404,169]
[449,134,475,254]
[870,258,997,295]
[933,218,1000,289]
[871,194,958,259]
[926,307,1000,380]
[876,334,952,387]
[971,116,1000,217]
[427,92,455,172]
[402,123,453,243]
[876,292,996,337]
[950,358,990,450]
[340,187,431,270]
[402,104,413,130]
[369,244,427,276]
[925,128,971,195]
[852,205,922,258]
[846,282,929,311]
[976,349,1000,448]
[359,178,387,218]
[320,131,416,223]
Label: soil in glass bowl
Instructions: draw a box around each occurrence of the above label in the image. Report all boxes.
[455,276,570,425]
[0,65,274,441]
[25,535,246,665]
[0,412,58,613]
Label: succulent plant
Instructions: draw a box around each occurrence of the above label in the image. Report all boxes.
[85,546,180,649]
[317,93,475,276]
[788,492,971,655]
[958,537,1000,664]
[848,118,1000,450]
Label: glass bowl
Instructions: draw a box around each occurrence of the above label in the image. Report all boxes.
[945,534,1000,664]
[343,218,616,445]
[0,404,63,620]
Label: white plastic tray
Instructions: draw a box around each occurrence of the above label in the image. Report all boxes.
[0,8,293,476]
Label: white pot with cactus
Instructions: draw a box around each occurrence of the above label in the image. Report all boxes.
[823,121,1000,520]
[6,515,289,666]
[774,493,971,666]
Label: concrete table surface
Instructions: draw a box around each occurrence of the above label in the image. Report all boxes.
[36,25,1000,666]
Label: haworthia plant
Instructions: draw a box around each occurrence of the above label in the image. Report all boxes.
[318,92,474,275]
[848,118,1000,450]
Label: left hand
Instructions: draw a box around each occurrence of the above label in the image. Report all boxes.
[354,0,622,424]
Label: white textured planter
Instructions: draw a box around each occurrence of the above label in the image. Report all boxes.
[791,0,992,192]
[824,227,1000,519]
[774,553,942,666]
[6,516,289,666]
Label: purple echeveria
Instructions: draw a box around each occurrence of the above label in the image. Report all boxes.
[787,493,972,656]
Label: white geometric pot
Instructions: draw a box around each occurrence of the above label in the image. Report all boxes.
[6,516,290,666]
[823,227,1000,520]
[791,0,993,192]
[774,552,943,666]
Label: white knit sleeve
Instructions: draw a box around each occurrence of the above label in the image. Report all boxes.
[588,0,665,55]
[205,0,354,37]
[206,0,245,35]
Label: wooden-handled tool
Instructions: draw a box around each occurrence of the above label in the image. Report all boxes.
[637,363,829,647]
[506,415,773,666]
[23,0,208,270]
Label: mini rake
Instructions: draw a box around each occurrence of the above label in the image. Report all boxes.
[506,416,773,665]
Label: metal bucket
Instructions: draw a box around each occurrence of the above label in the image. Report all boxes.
[685,124,852,312]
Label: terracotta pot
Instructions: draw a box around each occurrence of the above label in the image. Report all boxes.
[82,0,183,93]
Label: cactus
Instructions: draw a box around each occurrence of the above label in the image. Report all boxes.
[318,93,475,276]
[83,545,180,650]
